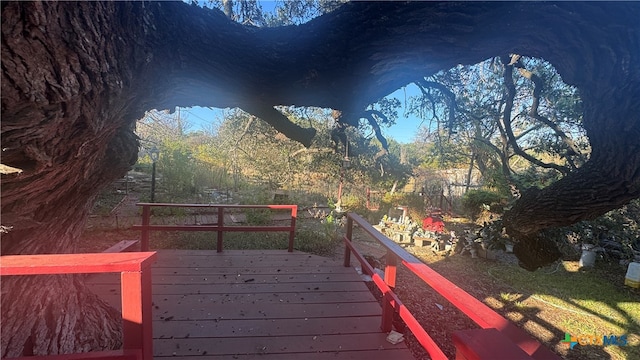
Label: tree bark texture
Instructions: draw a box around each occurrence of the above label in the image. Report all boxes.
[1,1,639,354]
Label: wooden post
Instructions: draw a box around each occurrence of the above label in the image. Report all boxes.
[141,205,150,251]
[385,250,397,288]
[381,291,394,332]
[217,206,224,252]
[288,206,297,252]
[121,268,153,360]
[343,215,353,267]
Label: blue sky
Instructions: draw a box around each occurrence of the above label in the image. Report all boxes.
[180,84,427,144]
[181,101,424,144]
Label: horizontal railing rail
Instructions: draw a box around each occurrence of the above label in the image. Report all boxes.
[343,212,560,360]
[0,252,157,360]
[133,203,297,252]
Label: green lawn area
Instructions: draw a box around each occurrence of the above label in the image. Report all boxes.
[482,260,639,359]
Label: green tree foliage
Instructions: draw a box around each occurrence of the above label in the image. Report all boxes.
[136,109,234,201]
[402,57,586,196]
[135,104,411,205]
[461,189,503,220]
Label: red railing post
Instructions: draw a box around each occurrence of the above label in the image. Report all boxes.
[385,250,397,288]
[121,267,153,360]
[288,206,297,252]
[217,206,224,252]
[381,291,394,332]
[1,252,157,360]
[135,203,301,253]
[141,205,151,251]
[343,215,353,267]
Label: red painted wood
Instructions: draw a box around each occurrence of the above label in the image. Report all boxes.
[346,213,561,360]
[137,203,297,210]
[8,350,141,360]
[0,252,156,275]
[288,213,296,252]
[350,242,447,360]
[141,205,151,251]
[343,217,353,267]
[1,253,156,360]
[133,225,293,232]
[384,251,397,288]
[217,207,224,252]
[452,328,533,360]
[135,203,297,252]
[121,270,153,360]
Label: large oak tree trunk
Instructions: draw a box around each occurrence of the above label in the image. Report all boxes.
[2,2,146,355]
[2,1,638,355]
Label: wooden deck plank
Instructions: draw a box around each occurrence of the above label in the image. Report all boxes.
[153,273,363,284]
[94,273,363,285]
[94,290,377,308]
[87,249,414,360]
[154,333,407,356]
[153,316,383,338]
[92,269,357,284]
[158,349,414,360]
[91,281,371,295]
[152,302,383,321]
[151,265,356,275]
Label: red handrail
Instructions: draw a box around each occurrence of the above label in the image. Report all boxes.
[133,203,297,252]
[343,213,560,360]
[1,252,157,360]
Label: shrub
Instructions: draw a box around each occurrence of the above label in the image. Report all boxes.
[340,194,367,213]
[246,208,272,225]
[461,190,503,220]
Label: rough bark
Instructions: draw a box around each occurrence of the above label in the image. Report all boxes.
[2,0,639,354]
[2,2,149,355]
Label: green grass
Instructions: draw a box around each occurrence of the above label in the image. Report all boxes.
[149,218,342,257]
[152,232,290,251]
[487,261,640,359]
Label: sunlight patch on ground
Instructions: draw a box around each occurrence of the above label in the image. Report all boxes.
[483,296,505,310]
[616,302,640,325]
[570,299,629,327]
[562,261,581,272]
[522,321,555,342]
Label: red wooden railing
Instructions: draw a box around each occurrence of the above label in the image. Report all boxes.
[133,203,297,252]
[0,252,157,360]
[343,213,560,360]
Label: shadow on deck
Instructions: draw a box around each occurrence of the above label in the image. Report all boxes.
[89,250,414,359]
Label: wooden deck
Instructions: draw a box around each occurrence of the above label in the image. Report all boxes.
[89,250,415,359]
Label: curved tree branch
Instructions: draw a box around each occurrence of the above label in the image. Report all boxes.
[500,55,570,176]
[362,109,390,151]
[415,79,457,131]
[514,62,588,167]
